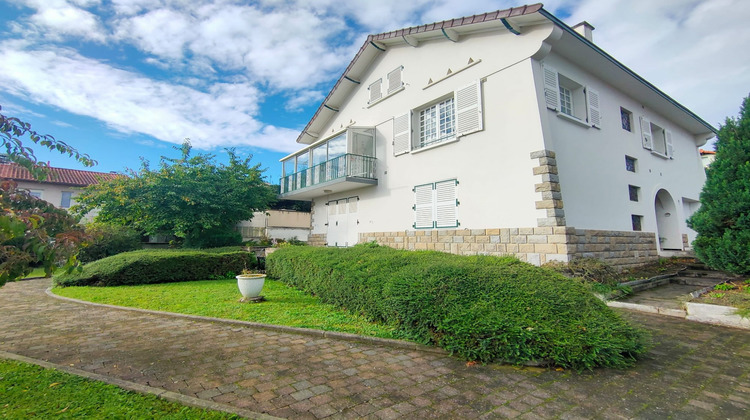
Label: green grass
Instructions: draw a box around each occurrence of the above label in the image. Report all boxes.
[23,267,48,279]
[53,278,398,339]
[0,359,240,419]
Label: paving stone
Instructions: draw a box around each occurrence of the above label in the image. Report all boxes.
[2,279,750,420]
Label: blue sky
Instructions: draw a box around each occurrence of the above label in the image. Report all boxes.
[1,0,748,184]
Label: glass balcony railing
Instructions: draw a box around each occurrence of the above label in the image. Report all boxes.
[280,154,376,195]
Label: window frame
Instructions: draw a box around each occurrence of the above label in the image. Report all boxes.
[417,96,456,149]
[620,107,633,132]
[625,155,637,173]
[60,191,73,208]
[631,214,643,232]
[542,64,601,128]
[628,185,640,202]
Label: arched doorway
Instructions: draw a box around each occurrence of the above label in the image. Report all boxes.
[654,189,682,250]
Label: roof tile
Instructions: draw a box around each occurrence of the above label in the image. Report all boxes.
[0,163,120,186]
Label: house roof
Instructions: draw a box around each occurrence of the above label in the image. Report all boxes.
[699,149,716,155]
[0,163,120,186]
[293,2,716,148]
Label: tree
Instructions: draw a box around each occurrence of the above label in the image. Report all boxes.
[1,104,96,286]
[74,141,277,247]
[688,95,750,274]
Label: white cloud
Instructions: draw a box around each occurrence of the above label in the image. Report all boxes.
[285,90,325,112]
[8,0,107,42]
[565,0,750,128]
[0,43,299,153]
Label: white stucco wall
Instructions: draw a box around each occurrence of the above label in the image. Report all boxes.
[307,24,557,237]
[534,53,707,247]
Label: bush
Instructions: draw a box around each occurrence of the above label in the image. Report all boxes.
[266,245,648,370]
[688,95,750,274]
[78,224,143,263]
[55,247,255,287]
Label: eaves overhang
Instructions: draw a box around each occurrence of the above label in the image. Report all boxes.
[295,3,545,146]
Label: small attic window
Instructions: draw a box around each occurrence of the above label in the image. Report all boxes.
[368,79,382,104]
[387,66,404,94]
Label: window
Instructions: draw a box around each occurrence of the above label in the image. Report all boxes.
[419,97,455,148]
[61,191,73,208]
[368,78,382,104]
[625,156,637,172]
[413,179,459,229]
[631,215,643,231]
[621,107,632,132]
[559,85,574,116]
[542,64,601,128]
[387,66,404,95]
[640,117,673,158]
[28,190,42,199]
[393,80,483,155]
[628,185,640,202]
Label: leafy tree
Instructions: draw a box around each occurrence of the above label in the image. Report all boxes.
[74,141,277,247]
[688,95,750,274]
[1,105,95,286]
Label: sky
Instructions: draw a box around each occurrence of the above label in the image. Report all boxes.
[0,0,748,183]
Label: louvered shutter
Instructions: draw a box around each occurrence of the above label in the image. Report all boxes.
[435,179,458,228]
[455,81,483,137]
[393,112,411,156]
[586,87,601,128]
[387,66,403,94]
[368,79,382,103]
[414,184,434,229]
[640,116,653,150]
[542,64,560,111]
[665,130,674,158]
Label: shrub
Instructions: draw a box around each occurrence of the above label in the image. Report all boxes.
[267,245,647,370]
[78,223,143,263]
[688,95,750,274]
[55,247,255,287]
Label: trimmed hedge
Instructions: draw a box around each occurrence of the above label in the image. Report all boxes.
[55,247,255,287]
[266,245,648,370]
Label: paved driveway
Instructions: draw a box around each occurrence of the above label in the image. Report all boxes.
[2,278,749,419]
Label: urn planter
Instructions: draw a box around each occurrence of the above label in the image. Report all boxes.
[236,274,266,300]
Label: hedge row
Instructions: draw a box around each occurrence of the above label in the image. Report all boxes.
[55,247,255,287]
[266,245,648,370]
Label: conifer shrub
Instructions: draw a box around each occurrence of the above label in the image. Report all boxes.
[55,248,255,287]
[266,245,647,370]
[688,95,750,274]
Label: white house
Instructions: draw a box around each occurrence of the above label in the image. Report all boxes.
[0,161,119,219]
[278,4,715,268]
[236,210,312,242]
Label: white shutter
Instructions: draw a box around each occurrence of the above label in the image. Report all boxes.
[368,79,382,103]
[387,66,403,94]
[586,87,601,128]
[455,81,483,137]
[393,112,411,156]
[435,179,458,228]
[640,116,653,150]
[328,201,337,216]
[542,64,560,111]
[414,184,434,229]
[348,197,358,213]
[665,130,674,158]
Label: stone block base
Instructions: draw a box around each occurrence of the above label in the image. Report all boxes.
[308,234,327,247]
[360,227,659,270]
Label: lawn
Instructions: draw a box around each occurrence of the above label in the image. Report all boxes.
[23,267,48,279]
[694,279,750,317]
[53,278,398,339]
[0,359,240,419]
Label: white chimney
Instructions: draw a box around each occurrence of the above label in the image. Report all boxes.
[572,21,595,42]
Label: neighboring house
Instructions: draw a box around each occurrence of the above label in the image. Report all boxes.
[0,161,119,219]
[237,210,312,242]
[699,149,716,168]
[278,4,715,268]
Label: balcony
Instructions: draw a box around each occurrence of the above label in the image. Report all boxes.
[279,153,377,200]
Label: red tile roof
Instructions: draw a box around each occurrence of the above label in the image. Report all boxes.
[0,163,121,186]
[699,149,716,155]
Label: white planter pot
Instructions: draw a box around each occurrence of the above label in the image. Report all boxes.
[236,274,266,298]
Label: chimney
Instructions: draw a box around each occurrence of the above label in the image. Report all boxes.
[572,21,595,42]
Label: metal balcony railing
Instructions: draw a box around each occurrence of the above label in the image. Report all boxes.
[280,154,376,195]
